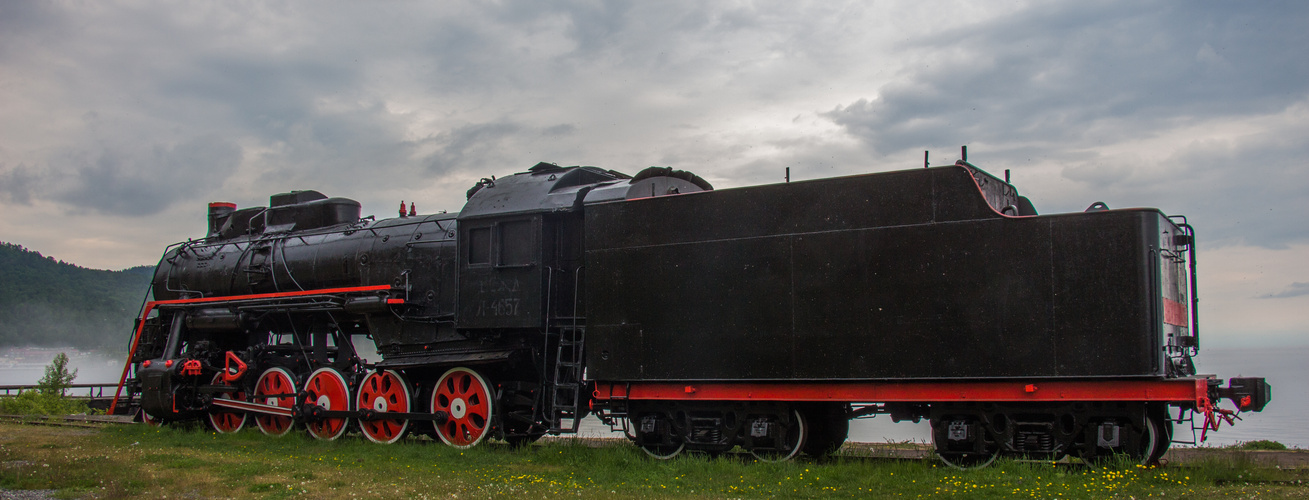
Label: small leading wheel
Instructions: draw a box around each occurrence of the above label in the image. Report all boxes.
[206,372,247,433]
[253,367,298,437]
[430,367,493,448]
[356,370,411,444]
[304,367,352,441]
[140,408,163,427]
[750,410,808,462]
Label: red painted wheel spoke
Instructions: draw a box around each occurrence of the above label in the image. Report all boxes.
[208,373,246,433]
[467,400,487,416]
[430,367,493,448]
[253,368,296,437]
[304,368,350,441]
[356,370,411,444]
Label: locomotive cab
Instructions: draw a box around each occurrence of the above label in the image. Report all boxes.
[455,163,714,331]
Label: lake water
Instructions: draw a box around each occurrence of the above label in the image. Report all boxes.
[4,346,1302,448]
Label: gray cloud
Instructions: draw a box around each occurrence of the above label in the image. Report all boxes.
[0,1,1306,255]
[824,1,1309,248]
[0,163,42,205]
[47,136,243,216]
[422,122,525,173]
[825,1,1309,150]
[1130,133,1309,248]
[1266,282,1309,299]
[3,135,242,217]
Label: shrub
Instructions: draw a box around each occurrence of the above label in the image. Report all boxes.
[0,352,91,415]
[0,389,91,415]
[1238,440,1288,451]
[38,352,78,396]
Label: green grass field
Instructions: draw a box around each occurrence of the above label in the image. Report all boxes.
[0,421,1304,499]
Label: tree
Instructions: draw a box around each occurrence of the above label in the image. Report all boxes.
[37,352,78,397]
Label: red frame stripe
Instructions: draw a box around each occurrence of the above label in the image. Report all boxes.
[109,284,394,414]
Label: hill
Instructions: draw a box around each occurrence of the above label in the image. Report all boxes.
[0,242,153,350]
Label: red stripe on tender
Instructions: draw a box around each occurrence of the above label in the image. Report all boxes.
[1164,298,1188,326]
[594,378,1208,404]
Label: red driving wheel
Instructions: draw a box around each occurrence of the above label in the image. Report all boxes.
[356,370,411,444]
[206,372,247,433]
[303,368,352,440]
[430,367,494,448]
[253,367,297,437]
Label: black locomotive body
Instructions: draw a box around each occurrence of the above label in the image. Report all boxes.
[114,159,1269,465]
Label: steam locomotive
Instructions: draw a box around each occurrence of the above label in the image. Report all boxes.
[112,157,1270,467]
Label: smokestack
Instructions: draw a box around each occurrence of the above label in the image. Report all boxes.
[207,202,236,238]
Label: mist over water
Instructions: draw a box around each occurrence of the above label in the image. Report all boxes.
[0,348,126,386]
[4,346,1300,448]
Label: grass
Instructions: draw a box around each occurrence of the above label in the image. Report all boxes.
[0,391,93,416]
[0,421,1305,498]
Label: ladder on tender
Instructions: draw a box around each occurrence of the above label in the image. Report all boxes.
[549,325,585,433]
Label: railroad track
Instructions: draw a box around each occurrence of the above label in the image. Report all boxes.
[0,414,135,429]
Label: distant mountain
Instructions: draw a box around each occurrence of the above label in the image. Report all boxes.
[0,242,153,350]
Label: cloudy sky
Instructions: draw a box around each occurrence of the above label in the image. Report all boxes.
[1,1,1306,347]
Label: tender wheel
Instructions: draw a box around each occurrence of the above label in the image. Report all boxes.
[932,417,999,469]
[631,411,685,459]
[356,370,411,444]
[749,410,808,462]
[640,441,686,460]
[1147,412,1173,464]
[253,367,298,437]
[206,372,247,433]
[303,368,352,441]
[1082,414,1163,466]
[800,404,849,457]
[430,367,493,448]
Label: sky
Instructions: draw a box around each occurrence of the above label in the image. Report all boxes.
[0,0,1306,348]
